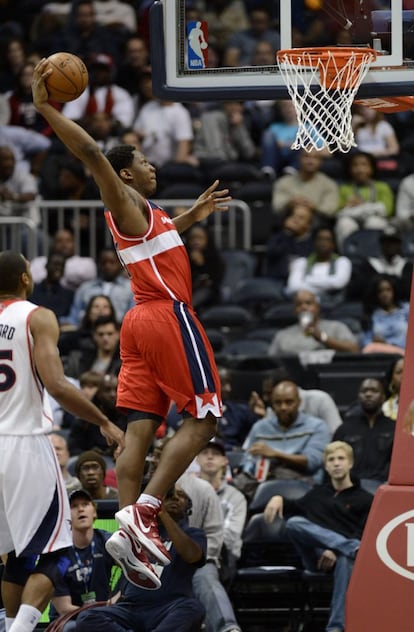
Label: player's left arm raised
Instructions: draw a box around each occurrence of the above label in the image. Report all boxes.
[172,180,232,234]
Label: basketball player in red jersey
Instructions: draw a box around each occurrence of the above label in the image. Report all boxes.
[32,58,231,589]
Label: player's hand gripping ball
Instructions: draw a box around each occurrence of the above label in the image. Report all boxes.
[45,52,89,103]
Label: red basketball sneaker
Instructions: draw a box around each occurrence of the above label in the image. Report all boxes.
[105,528,161,590]
[115,503,172,566]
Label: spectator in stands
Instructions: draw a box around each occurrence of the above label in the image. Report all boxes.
[0,143,42,252]
[30,252,74,321]
[271,146,339,220]
[395,167,414,230]
[62,52,135,132]
[49,488,117,629]
[119,127,141,150]
[260,100,301,178]
[6,61,60,136]
[197,437,247,579]
[335,151,394,250]
[179,471,242,632]
[45,373,79,430]
[68,374,122,457]
[75,450,118,499]
[0,144,39,222]
[93,0,137,32]
[49,431,81,495]
[352,105,400,168]
[346,224,412,302]
[244,40,278,145]
[193,100,257,176]
[115,34,150,103]
[268,290,359,357]
[285,225,352,309]
[236,380,331,499]
[265,201,314,286]
[0,124,51,176]
[333,378,395,483]
[59,293,117,355]
[30,227,97,291]
[0,37,27,93]
[83,111,124,153]
[264,440,373,632]
[382,356,404,421]
[64,314,121,378]
[56,0,121,65]
[63,247,133,326]
[133,76,196,171]
[185,224,226,311]
[150,436,242,632]
[223,6,280,66]
[75,485,206,631]
[249,367,343,435]
[40,156,103,250]
[361,274,408,354]
[216,366,259,450]
[201,0,249,55]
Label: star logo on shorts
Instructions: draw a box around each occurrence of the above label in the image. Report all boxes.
[195,390,221,417]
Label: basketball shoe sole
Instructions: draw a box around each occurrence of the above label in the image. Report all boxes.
[105,529,161,590]
[115,503,172,566]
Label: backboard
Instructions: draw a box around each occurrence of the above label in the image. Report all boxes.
[150,0,414,101]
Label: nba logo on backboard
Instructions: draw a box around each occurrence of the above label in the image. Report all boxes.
[187,21,208,69]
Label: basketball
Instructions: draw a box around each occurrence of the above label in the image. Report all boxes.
[45,52,89,103]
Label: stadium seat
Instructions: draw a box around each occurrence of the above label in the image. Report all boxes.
[341,229,382,260]
[220,338,270,358]
[263,301,297,328]
[231,513,304,631]
[199,304,253,339]
[220,249,257,302]
[228,277,284,315]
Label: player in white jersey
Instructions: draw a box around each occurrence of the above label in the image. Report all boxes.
[0,250,125,632]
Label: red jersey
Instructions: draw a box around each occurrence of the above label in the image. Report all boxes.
[104,200,192,305]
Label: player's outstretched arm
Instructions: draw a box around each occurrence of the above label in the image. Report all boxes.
[172,180,232,233]
[30,307,125,450]
[31,59,146,232]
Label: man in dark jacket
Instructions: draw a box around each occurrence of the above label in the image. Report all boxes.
[333,377,395,483]
[75,485,206,632]
[264,440,373,632]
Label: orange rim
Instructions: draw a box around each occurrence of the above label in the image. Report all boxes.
[276,47,377,89]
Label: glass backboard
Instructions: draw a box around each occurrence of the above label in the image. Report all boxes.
[150,0,414,101]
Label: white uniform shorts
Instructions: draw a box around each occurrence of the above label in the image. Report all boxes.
[0,434,72,557]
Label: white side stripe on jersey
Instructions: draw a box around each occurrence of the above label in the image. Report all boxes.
[118,230,183,265]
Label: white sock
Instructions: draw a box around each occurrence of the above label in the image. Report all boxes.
[9,604,41,632]
[137,493,161,508]
[5,618,15,631]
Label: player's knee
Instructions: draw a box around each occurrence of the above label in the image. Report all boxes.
[33,548,72,586]
[3,550,38,586]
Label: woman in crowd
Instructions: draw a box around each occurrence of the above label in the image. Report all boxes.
[362,274,408,355]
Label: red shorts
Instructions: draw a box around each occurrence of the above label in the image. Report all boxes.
[117,300,222,420]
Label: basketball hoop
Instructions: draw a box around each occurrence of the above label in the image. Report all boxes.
[276,47,377,153]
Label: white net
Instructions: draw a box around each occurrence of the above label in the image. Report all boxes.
[276,48,377,153]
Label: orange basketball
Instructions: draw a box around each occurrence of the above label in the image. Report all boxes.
[45,52,89,103]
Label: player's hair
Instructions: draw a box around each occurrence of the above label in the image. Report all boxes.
[324,440,354,464]
[0,251,27,293]
[105,145,136,176]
